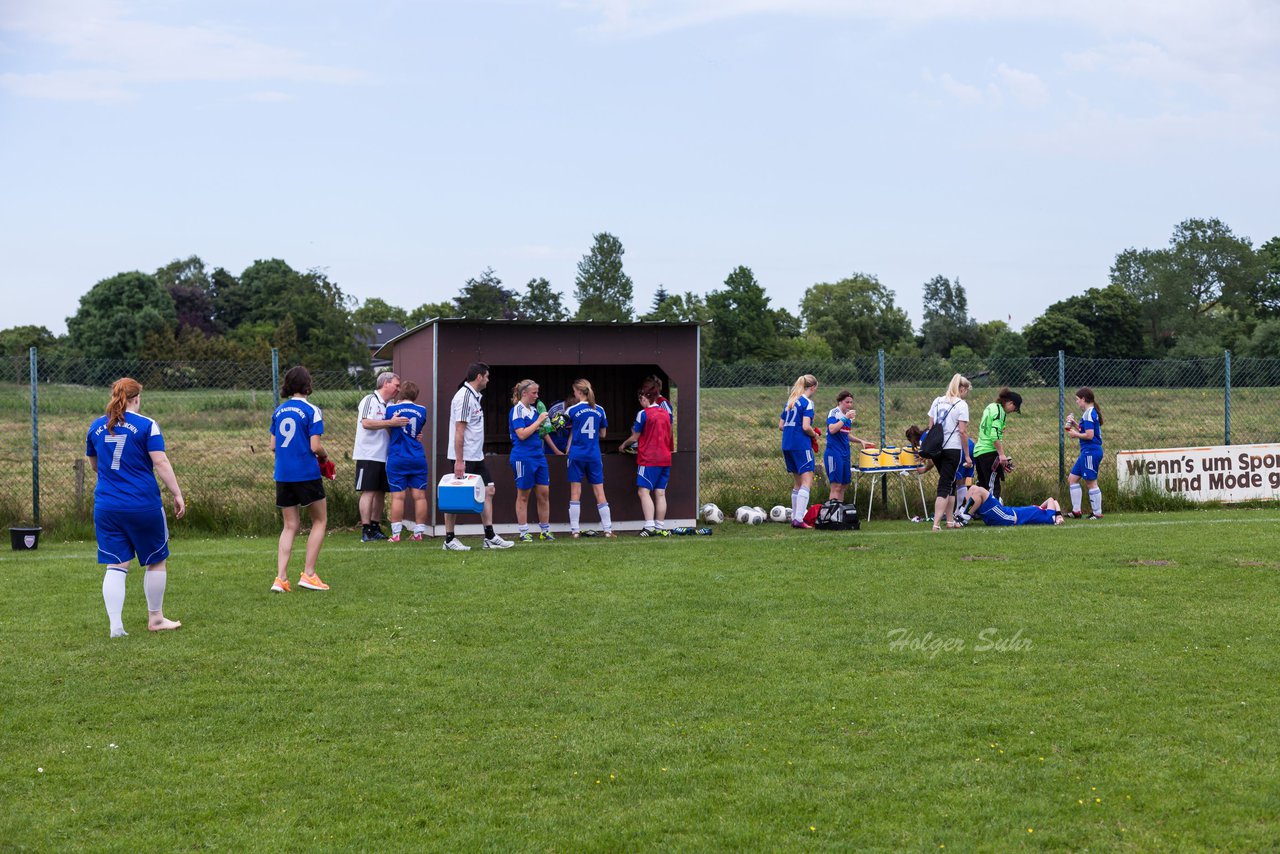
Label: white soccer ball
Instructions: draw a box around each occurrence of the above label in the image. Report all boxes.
[769,505,788,522]
[785,508,794,522]
[701,503,725,524]
[735,506,753,523]
[752,506,765,517]
[746,508,767,525]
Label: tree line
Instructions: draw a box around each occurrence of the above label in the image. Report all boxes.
[4,219,1277,374]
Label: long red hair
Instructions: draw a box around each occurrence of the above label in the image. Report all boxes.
[106,378,142,434]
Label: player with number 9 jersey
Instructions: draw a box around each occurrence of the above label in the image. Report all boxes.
[271,394,325,483]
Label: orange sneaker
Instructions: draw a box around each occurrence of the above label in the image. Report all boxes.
[271,577,291,593]
[298,572,329,591]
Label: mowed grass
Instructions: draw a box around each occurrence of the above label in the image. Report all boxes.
[3,510,1279,851]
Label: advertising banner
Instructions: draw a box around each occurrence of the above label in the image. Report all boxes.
[1117,443,1280,503]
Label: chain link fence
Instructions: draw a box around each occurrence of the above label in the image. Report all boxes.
[4,350,1278,534]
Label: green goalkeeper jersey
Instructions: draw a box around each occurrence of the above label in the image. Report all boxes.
[973,401,1007,457]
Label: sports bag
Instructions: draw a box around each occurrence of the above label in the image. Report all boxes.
[815,499,860,531]
[918,401,957,461]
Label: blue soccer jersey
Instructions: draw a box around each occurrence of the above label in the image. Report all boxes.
[86,412,166,512]
[510,402,544,461]
[977,495,1057,526]
[566,402,607,461]
[825,407,852,457]
[956,439,976,480]
[780,394,815,452]
[386,401,428,472]
[271,397,324,483]
[1077,406,1102,453]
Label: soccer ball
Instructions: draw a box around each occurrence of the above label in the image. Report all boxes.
[701,503,725,524]
[735,506,753,523]
[752,506,765,517]
[746,508,767,525]
[769,505,788,523]
[784,508,794,522]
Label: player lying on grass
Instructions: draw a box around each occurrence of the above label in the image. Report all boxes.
[963,485,1063,526]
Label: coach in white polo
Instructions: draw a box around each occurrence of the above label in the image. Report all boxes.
[353,371,409,542]
[442,362,512,551]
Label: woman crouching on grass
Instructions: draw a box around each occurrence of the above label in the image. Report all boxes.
[271,365,331,592]
[780,374,820,528]
[87,377,185,636]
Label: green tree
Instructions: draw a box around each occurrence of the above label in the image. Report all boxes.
[706,266,784,363]
[455,268,518,319]
[1036,284,1147,359]
[1113,218,1264,352]
[919,275,976,357]
[1253,236,1280,318]
[352,298,409,328]
[973,319,1011,357]
[155,255,218,335]
[209,266,250,331]
[987,330,1029,362]
[1241,318,1280,358]
[642,291,708,324]
[799,273,913,358]
[406,301,456,326]
[67,271,177,360]
[1023,312,1094,356]
[0,325,58,358]
[574,232,633,322]
[234,259,363,371]
[517,277,569,322]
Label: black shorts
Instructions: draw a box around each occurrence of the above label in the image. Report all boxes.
[974,451,1003,496]
[462,459,495,486]
[354,459,390,493]
[934,449,962,498]
[277,479,327,508]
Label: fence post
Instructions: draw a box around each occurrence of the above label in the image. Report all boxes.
[29,346,40,526]
[1224,349,1232,446]
[271,348,280,408]
[878,350,887,508]
[1057,351,1065,486]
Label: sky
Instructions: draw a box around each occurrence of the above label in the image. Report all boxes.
[2,0,1278,337]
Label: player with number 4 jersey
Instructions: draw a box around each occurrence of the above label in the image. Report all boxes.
[564,378,614,538]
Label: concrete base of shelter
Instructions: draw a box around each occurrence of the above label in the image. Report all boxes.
[436,518,698,537]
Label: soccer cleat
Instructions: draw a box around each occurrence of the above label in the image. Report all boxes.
[1066,510,1083,519]
[571,531,581,539]
[483,535,514,549]
[539,531,555,541]
[388,533,401,543]
[695,528,712,536]
[639,528,656,537]
[361,527,388,542]
[516,533,534,543]
[952,515,968,527]
[442,538,471,551]
[602,531,616,538]
[411,532,425,542]
[1088,513,1104,520]
[271,577,291,593]
[298,572,329,591]
[791,520,814,529]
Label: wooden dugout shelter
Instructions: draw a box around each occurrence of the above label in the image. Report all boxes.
[375,319,702,535]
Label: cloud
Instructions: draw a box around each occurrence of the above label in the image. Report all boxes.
[995,64,1049,106]
[0,0,370,101]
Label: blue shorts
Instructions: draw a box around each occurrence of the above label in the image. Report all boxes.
[387,465,429,493]
[1071,451,1102,481]
[567,457,604,485]
[637,465,670,491]
[511,456,550,490]
[94,505,170,566]
[824,451,851,485]
[783,449,815,474]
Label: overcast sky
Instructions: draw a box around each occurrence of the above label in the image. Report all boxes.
[2,0,1277,336]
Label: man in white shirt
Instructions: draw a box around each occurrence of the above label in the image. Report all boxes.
[353,371,409,541]
[443,362,512,551]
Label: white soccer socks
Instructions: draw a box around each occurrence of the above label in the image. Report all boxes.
[103,565,128,637]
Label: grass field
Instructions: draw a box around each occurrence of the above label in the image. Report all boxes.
[3,510,1278,851]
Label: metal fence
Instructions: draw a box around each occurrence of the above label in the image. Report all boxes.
[4,349,1277,533]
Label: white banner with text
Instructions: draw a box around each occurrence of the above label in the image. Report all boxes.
[1117,443,1280,503]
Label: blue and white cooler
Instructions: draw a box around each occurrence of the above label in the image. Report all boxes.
[436,473,486,514]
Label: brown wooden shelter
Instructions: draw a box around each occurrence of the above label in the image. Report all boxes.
[376,319,701,534]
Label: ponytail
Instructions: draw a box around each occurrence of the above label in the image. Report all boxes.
[106,378,142,435]
[511,379,537,406]
[785,374,817,412]
[573,378,596,408]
